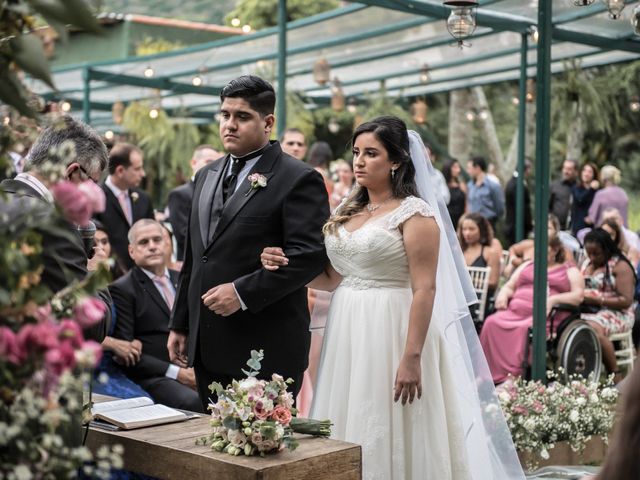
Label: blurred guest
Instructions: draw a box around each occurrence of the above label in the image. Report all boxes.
[95,143,154,270]
[110,219,202,412]
[504,159,532,247]
[442,158,466,230]
[466,156,504,230]
[307,141,334,196]
[329,159,355,210]
[0,115,110,342]
[597,358,640,480]
[505,214,577,279]
[581,228,636,382]
[93,220,127,280]
[459,213,501,293]
[601,207,640,254]
[280,128,307,161]
[587,165,628,228]
[600,218,640,267]
[480,234,584,383]
[549,159,578,230]
[571,162,600,235]
[167,145,221,260]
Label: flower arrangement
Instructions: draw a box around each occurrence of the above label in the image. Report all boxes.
[0,161,122,478]
[497,370,619,470]
[198,350,331,456]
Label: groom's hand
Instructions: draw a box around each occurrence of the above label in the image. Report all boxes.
[202,283,241,316]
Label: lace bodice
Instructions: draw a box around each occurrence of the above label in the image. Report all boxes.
[325,196,435,290]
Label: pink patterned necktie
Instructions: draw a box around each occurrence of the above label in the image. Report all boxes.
[118,190,133,225]
[153,275,175,309]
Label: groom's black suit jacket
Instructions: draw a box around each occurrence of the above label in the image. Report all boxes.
[169,141,329,379]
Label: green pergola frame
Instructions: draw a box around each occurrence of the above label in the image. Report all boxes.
[30,0,640,381]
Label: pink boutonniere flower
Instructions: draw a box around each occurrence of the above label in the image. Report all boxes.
[246,173,267,196]
[130,191,139,202]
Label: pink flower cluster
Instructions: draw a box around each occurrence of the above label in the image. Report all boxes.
[0,299,103,378]
[51,180,105,226]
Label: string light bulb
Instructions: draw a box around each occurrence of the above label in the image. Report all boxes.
[149,108,159,119]
[104,130,114,140]
[191,75,203,86]
[231,18,241,27]
[143,66,154,78]
[242,25,252,33]
[60,101,71,112]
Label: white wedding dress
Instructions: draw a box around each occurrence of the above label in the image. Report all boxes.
[310,196,515,480]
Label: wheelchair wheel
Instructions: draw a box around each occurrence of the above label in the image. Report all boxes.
[555,320,602,381]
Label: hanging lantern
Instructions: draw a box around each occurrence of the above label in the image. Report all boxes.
[443,1,478,48]
[112,100,124,125]
[419,64,431,84]
[573,0,595,5]
[529,26,539,43]
[411,98,428,124]
[328,118,340,134]
[313,58,331,85]
[331,77,345,112]
[630,96,640,113]
[526,78,536,103]
[632,4,640,35]
[347,97,358,114]
[602,0,625,19]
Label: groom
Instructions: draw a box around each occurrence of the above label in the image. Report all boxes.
[167,75,329,409]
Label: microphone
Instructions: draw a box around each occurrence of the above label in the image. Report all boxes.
[77,220,97,259]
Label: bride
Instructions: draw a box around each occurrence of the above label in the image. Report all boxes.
[261,116,524,479]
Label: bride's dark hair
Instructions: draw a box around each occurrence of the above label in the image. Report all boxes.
[324,116,419,235]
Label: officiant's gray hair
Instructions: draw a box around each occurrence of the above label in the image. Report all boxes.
[220,75,276,117]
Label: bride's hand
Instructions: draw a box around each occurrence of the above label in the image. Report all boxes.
[394,354,422,406]
[260,247,289,271]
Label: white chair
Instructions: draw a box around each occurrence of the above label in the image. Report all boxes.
[609,329,635,372]
[467,266,491,323]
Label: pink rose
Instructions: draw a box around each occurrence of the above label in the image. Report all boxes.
[17,321,59,353]
[45,340,76,375]
[51,181,91,226]
[77,180,106,214]
[58,319,84,349]
[253,400,271,420]
[74,297,106,328]
[512,405,529,416]
[0,327,22,364]
[33,304,53,324]
[77,340,103,368]
[270,405,292,426]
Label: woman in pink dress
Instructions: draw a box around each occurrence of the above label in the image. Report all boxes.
[480,234,584,384]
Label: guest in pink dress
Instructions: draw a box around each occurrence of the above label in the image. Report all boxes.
[480,234,584,384]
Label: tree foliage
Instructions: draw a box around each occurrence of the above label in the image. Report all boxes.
[225,0,339,30]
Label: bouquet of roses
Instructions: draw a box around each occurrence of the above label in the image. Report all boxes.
[198,350,331,457]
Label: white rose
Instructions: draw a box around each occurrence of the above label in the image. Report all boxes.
[576,397,586,406]
[569,410,580,423]
[590,394,599,403]
[524,418,536,432]
[540,448,550,460]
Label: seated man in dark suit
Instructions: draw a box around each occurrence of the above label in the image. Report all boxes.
[167,144,221,261]
[110,219,202,412]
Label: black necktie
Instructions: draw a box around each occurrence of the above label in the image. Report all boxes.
[222,157,246,203]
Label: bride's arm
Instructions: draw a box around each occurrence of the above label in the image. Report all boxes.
[261,247,342,291]
[394,215,439,406]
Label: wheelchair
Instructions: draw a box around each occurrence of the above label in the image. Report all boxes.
[522,304,602,382]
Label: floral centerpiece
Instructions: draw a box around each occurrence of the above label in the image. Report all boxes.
[498,370,619,470]
[0,161,123,478]
[198,350,331,456]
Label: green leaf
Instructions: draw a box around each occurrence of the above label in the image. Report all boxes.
[10,35,55,89]
[27,0,101,34]
[222,415,242,431]
[208,381,223,395]
[246,359,261,372]
[0,70,36,118]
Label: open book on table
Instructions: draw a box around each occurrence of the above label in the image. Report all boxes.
[91,396,196,430]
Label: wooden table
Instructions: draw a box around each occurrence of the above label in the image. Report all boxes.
[86,396,361,480]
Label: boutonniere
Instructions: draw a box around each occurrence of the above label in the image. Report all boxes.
[246,173,267,196]
[130,191,139,202]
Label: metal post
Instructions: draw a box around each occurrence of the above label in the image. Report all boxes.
[277,0,287,138]
[82,67,91,124]
[516,33,528,243]
[532,1,552,381]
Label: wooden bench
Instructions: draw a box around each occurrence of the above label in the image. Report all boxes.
[86,396,361,480]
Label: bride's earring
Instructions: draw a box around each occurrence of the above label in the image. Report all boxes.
[391,168,396,179]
